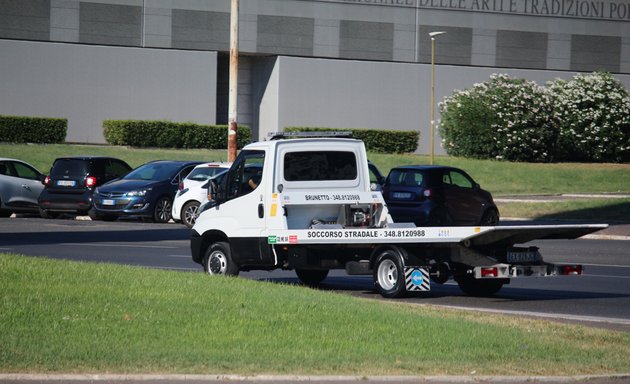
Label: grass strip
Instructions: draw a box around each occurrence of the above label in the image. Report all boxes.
[498,199,630,223]
[2,144,630,196]
[1,253,629,375]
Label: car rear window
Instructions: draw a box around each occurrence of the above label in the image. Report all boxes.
[50,159,89,176]
[283,151,357,181]
[387,169,424,187]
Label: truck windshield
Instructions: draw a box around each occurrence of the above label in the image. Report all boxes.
[284,151,357,181]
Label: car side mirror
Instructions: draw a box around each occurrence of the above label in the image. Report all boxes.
[208,179,223,203]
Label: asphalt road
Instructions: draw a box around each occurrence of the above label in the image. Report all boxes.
[1,217,629,332]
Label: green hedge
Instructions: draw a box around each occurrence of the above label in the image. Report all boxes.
[0,115,67,144]
[103,120,252,149]
[284,127,418,153]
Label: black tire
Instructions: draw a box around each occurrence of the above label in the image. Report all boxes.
[153,196,172,223]
[203,241,239,276]
[479,209,499,226]
[295,269,329,286]
[0,209,12,218]
[88,209,117,222]
[181,201,200,228]
[456,275,506,297]
[373,247,407,298]
[39,207,61,219]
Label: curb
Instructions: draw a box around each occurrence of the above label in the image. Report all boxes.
[1,373,630,382]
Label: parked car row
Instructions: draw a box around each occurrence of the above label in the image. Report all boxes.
[1,156,498,227]
[0,157,231,225]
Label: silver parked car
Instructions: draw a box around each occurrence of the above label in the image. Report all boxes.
[0,158,45,217]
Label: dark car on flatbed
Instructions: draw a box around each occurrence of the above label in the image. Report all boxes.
[382,165,499,226]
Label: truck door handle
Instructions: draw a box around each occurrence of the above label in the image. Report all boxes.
[258,203,264,218]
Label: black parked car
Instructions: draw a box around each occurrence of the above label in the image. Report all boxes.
[382,165,499,226]
[38,156,132,219]
[92,160,203,223]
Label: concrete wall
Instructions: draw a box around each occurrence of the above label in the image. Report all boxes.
[264,56,630,155]
[0,39,217,143]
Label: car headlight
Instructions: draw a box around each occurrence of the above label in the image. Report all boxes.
[125,189,149,197]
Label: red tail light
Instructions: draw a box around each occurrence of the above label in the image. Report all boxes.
[481,267,498,277]
[85,176,97,188]
[178,181,184,191]
[561,265,583,275]
[43,175,50,186]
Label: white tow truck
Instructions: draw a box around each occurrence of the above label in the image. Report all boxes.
[190,133,607,298]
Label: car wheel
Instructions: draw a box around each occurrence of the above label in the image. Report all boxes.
[153,196,172,223]
[203,241,239,276]
[181,201,200,228]
[480,209,499,226]
[295,269,329,286]
[39,207,61,219]
[373,247,407,298]
[0,209,12,218]
[456,275,506,297]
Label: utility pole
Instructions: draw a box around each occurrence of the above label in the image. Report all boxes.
[227,0,239,162]
[428,31,445,165]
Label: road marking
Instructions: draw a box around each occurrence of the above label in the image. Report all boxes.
[58,243,178,249]
[433,304,630,326]
[584,274,630,280]
[167,254,192,258]
[582,263,630,268]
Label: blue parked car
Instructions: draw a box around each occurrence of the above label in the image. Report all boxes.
[382,165,499,226]
[91,160,203,222]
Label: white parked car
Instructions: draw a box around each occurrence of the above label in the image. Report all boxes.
[172,162,231,227]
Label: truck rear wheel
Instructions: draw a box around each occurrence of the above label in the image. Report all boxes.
[203,241,239,276]
[373,247,406,298]
[295,269,329,286]
[456,275,506,296]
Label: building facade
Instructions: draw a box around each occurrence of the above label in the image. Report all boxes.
[1,0,629,153]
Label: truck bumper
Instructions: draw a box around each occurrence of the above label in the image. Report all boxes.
[190,230,204,265]
[472,263,583,279]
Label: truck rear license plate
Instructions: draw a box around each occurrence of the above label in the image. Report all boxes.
[507,250,541,263]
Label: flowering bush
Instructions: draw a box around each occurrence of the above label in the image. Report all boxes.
[439,74,557,162]
[548,72,630,163]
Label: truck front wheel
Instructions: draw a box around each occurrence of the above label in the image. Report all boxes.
[203,241,239,276]
[373,248,406,298]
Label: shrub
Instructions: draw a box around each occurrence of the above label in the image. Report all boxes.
[548,72,630,163]
[103,120,251,149]
[0,115,67,144]
[439,74,558,162]
[284,127,418,153]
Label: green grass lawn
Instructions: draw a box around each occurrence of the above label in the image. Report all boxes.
[3,143,628,196]
[1,253,629,375]
[4,142,628,222]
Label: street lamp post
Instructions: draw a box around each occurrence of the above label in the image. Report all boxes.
[429,31,446,165]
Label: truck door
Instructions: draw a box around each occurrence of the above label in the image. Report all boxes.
[217,150,272,265]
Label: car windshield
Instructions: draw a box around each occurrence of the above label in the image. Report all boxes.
[387,169,424,187]
[187,166,227,181]
[124,162,181,181]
